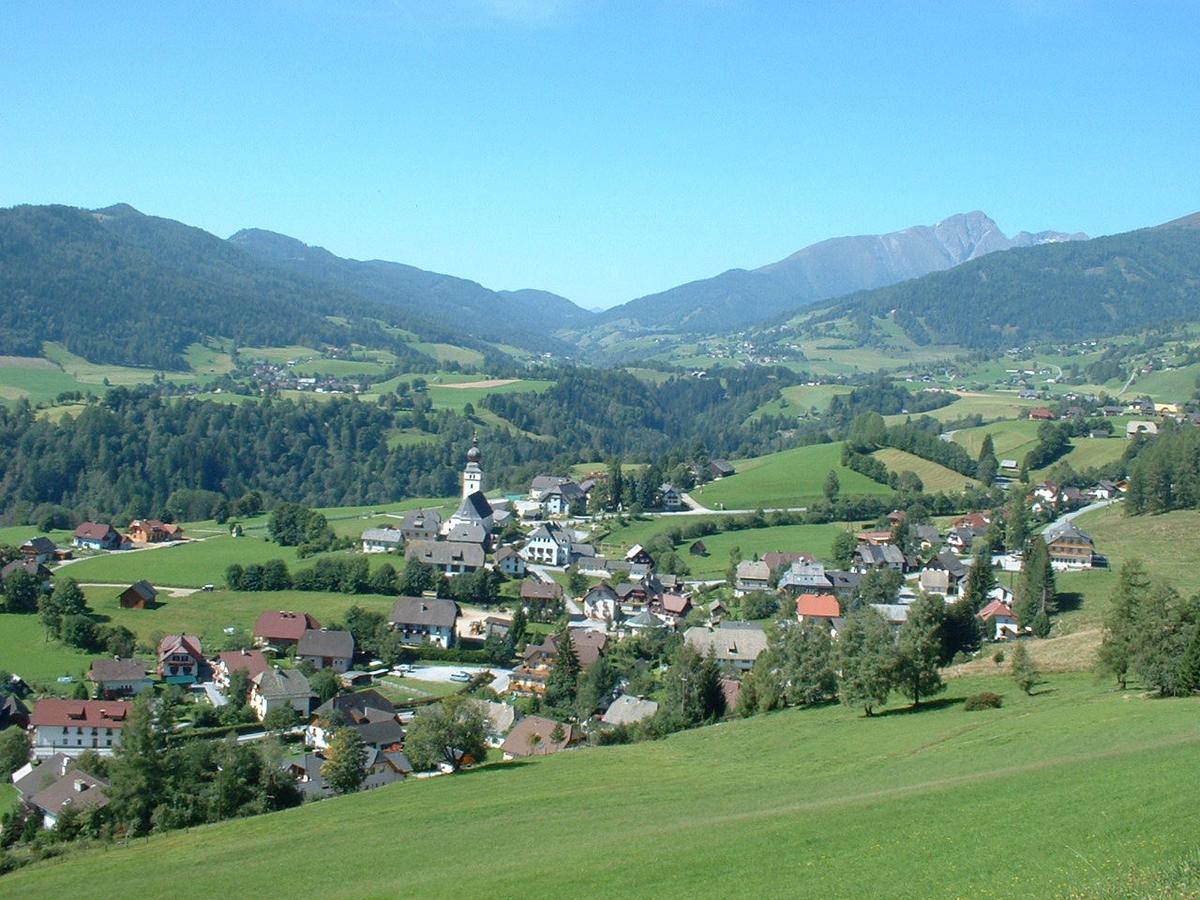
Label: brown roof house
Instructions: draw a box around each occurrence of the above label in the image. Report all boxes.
[158,634,203,684]
[254,610,322,647]
[29,699,130,758]
[118,580,157,609]
[214,649,270,688]
[88,658,153,699]
[501,715,581,759]
[297,628,355,672]
[28,769,111,829]
[388,597,459,648]
[127,519,184,543]
[72,522,121,551]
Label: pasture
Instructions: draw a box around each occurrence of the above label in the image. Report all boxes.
[5,673,1199,897]
[0,614,94,684]
[872,448,978,492]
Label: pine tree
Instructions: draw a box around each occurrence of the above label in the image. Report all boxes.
[321,728,369,793]
[961,549,997,613]
[1098,559,1150,689]
[976,433,998,486]
[895,592,946,707]
[835,607,895,717]
[1010,641,1038,694]
[107,692,167,835]
[543,629,581,712]
[823,469,840,500]
[1006,497,1030,554]
[1015,536,1056,628]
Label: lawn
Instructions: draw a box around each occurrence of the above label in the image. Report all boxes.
[372,676,462,704]
[0,613,94,684]
[889,391,1039,424]
[6,673,1199,897]
[691,442,893,510]
[410,343,486,366]
[1126,361,1200,402]
[873,448,979,492]
[1031,436,1126,477]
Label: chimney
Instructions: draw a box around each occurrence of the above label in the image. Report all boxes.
[73,779,87,792]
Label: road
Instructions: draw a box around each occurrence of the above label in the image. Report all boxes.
[404,663,513,693]
[1050,497,1118,527]
[78,582,202,598]
[680,493,807,515]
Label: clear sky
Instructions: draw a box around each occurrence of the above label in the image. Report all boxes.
[2,1,1196,309]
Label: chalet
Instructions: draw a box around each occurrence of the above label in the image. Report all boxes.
[521,579,564,604]
[254,610,321,648]
[495,546,527,577]
[978,600,1022,640]
[214,649,270,688]
[1,558,51,584]
[734,560,771,596]
[953,511,992,531]
[1089,479,1121,501]
[1126,420,1158,439]
[405,540,484,575]
[582,583,620,622]
[361,527,403,554]
[625,544,655,567]
[520,522,573,567]
[946,526,987,553]
[541,480,587,515]
[919,552,967,596]
[602,695,659,726]
[72,522,121,551]
[306,690,398,749]
[709,459,736,479]
[298,628,355,672]
[19,536,57,565]
[684,622,768,673]
[388,596,458,648]
[511,630,608,695]
[29,699,130,757]
[250,668,312,721]
[127,519,183,543]
[28,770,111,829]
[658,483,683,510]
[118,580,157,609]
[763,551,815,573]
[795,594,841,624]
[158,634,203,684]
[87,658,152,699]
[654,592,693,622]
[400,508,442,542]
[1043,520,1095,568]
[501,715,580,759]
[852,542,906,574]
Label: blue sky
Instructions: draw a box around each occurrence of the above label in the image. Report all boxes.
[2,1,1196,308]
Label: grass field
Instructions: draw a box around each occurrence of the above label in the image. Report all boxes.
[671,523,844,578]
[6,672,1199,897]
[692,442,893,510]
[873,448,979,492]
[745,384,852,421]
[58,537,317,588]
[1032,436,1127,477]
[0,613,94,683]
[952,419,1042,459]
[411,342,486,366]
[427,378,555,414]
[1125,362,1200,402]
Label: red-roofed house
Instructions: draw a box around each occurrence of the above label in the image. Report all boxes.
[953,511,993,530]
[72,522,122,551]
[795,593,841,623]
[254,610,321,647]
[654,592,693,622]
[30,699,130,757]
[978,600,1022,640]
[158,634,203,684]
[214,649,270,689]
[762,551,816,573]
[127,519,184,543]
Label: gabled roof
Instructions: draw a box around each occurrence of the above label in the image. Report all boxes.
[389,596,458,629]
[217,649,270,681]
[526,522,571,547]
[501,715,576,757]
[401,508,442,531]
[660,593,692,615]
[30,699,130,729]
[252,667,311,699]
[12,753,74,799]
[125,580,157,602]
[521,580,563,601]
[763,551,815,572]
[684,622,768,663]
[88,658,149,683]
[406,540,485,568]
[483,701,519,735]
[73,522,116,540]
[298,628,355,660]
[29,770,111,818]
[979,600,1018,622]
[1042,519,1094,546]
[454,490,494,523]
[445,522,488,545]
[312,689,395,721]
[796,594,841,619]
[602,695,659,726]
[254,610,322,642]
[21,536,57,554]
[158,633,202,660]
[735,560,771,581]
[361,527,404,544]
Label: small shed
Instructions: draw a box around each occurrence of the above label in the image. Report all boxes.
[119,580,157,609]
[689,540,708,557]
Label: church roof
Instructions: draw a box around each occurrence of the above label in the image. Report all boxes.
[454,490,494,524]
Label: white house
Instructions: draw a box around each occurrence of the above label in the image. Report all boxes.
[297,629,355,672]
[389,596,458,648]
[520,522,573,567]
[29,699,130,758]
[249,668,312,721]
[734,560,771,596]
[361,527,403,554]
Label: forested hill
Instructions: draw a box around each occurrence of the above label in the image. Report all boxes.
[229,228,592,355]
[801,216,1200,348]
[0,204,443,370]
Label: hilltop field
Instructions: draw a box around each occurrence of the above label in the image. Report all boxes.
[5,672,1198,898]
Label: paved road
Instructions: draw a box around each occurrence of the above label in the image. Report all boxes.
[404,663,511,684]
[1051,497,1118,527]
[680,492,807,515]
[79,582,202,597]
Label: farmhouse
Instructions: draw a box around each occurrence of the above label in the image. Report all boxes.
[388,596,458,647]
[406,540,484,575]
[361,527,403,554]
[306,690,398,750]
[658,483,683,510]
[709,459,736,479]
[400,508,442,542]
[214,649,270,688]
[249,667,312,721]
[88,658,152,699]
[297,628,355,672]
[625,544,655,567]
[118,580,157,609]
[127,519,183,543]
[19,536,57,564]
[495,545,526,576]
[1,558,51,584]
[72,522,121,551]
[29,699,130,757]
[684,622,768,672]
[254,610,321,648]
[158,634,203,684]
[27,770,111,829]
[734,560,771,596]
[1042,520,1095,568]
[521,579,564,604]
[501,715,580,758]
[286,748,412,798]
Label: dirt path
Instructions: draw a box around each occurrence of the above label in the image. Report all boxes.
[79,582,202,598]
[439,378,520,389]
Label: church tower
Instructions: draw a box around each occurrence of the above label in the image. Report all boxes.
[462,433,484,498]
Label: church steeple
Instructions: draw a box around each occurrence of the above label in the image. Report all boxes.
[462,432,484,498]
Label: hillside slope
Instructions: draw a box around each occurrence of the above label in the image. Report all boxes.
[594,211,1082,333]
[4,675,1197,897]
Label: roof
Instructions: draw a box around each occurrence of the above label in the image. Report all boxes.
[979,600,1019,622]
[401,508,442,531]
[623,609,669,630]
[158,633,202,660]
[453,490,494,524]
[361,527,404,544]
[88,658,149,683]
[30,699,131,729]
[1,558,48,580]
[313,689,395,721]
[298,628,355,660]
[12,754,74,799]
[602,695,659,726]
[526,522,571,548]
[501,715,576,757]
[252,667,311,699]
[763,551,815,571]
[389,596,458,629]
[870,604,910,625]
[354,718,406,747]
[521,580,564,601]
[29,770,111,818]
[495,546,520,562]
[1043,519,1094,547]
[73,522,115,540]
[406,540,485,568]
[736,560,771,582]
[529,630,609,668]
[660,593,692,614]
[531,475,572,494]
[445,522,488,545]
[254,610,321,642]
[218,649,270,681]
[796,594,841,619]
[21,536,57,554]
[124,580,157,601]
[483,700,519,735]
[684,623,769,663]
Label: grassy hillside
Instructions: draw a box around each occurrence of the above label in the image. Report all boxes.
[5,673,1199,897]
[692,442,893,510]
[873,448,978,492]
[0,614,93,683]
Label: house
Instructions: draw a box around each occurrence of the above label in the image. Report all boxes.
[621,609,670,632]
[158,634,202,684]
[511,630,608,695]
[978,600,1022,639]
[953,512,993,531]
[795,594,841,624]
[495,546,527,577]
[87,658,152,699]
[913,524,942,550]
[520,522,573,566]
[1,558,51,584]
[870,604,910,630]
[778,561,837,596]
[28,769,111,829]
[19,536,57,565]
[0,693,30,731]
[658,483,683,510]
[445,521,489,548]
[29,699,130,757]
[501,715,580,758]
[1043,520,1095,568]
[388,596,459,648]
[654,592,693,622]
[482,701,520,745]
[1089,479,1121,501]
[582,583,620,623]
[11,753,74,802]
[406,540,484,575]
[214,649,270,688]
[521,580,564,604]
[684,622,768,673]
[919,552,968,597]
[709,459,736,479]
[541,480,587,516]
[482,616,513,640]
[297,628,355,672]
[852,542,907,574]
[1126,420,1159,439]
[763,551,815,573]
[254,610,322,648]
[286,748,412,798]
[249,667,312,721]
[946,526,987,553]
[306,690,398,749]
[856,530,895,546]
[72,522,121,551]
[1029,407,1057,421]
[998,458,1020,474]
[602,694,659,726]
[400,508,442,543]
[734,560,771,596]
[625,544,655,567]
[530,475,574,501]
[118,580,157,610]
[127,519,184,543]
[361,527,404,554]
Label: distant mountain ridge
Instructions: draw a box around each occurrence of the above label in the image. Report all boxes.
[595,212,1085,333]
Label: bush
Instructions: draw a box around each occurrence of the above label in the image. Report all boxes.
[992,650,1005,665]
[963,691,1003,711]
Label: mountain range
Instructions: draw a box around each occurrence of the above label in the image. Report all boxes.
[593,212,1085,333]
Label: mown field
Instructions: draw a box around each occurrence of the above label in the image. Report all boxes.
[873,448,978,492]
[668,523,844,578]
[0,613,94,683]
[691,442,893,510]
[6,673,1199,897]
[745,383,852,421]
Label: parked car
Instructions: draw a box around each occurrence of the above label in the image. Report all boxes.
[449,671,472,683]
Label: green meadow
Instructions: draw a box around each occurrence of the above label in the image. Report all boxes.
[5,673,1199,897]
[872,448,979,492]
[0,614,94,684]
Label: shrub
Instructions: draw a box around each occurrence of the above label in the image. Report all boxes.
[992,650,1005,665]
[964,691,1003,711]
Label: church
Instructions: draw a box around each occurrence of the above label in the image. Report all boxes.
[447,434,495,533]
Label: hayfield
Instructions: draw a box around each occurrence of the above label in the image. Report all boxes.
[0,613,94,684]
[872,448,978,492]
[745,383,852,421]
[666,523,844,578]
[691,442,893,510]
[5,673,1199,897]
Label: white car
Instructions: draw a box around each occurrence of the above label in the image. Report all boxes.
[449,671,472,683]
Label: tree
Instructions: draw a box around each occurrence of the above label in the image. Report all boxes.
[107,692,167,835]
[976,433,998,486]
[310,667,341,704]
[823,469,840,501]
[575,656,617,720]
[661,642,725,728]
[0,727,29,778]
[607,458,626,511]
[549,721,566,745]
[398,559,441,597]
[942,597,983,660]
[850,567,902,610]
[225,669,252,709]
[894,592,946,707]
[543,629,581,712]
[61,614,97,651]
[960,549,996,613]
[1010,641,1037,695]
[776,618,837,706]
[831,530,857,569]
[403,694,488,772]
[1098,559,1150,689]
[38,577,88,639]
[835,607,895,717]
[1015,536,1056,628]
[507,607,528,654]
[1130,585,1200,696]
[321,729,369,794]
[1,570,42,614]
[566,570,589,598]
[1006,497,1030,554]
